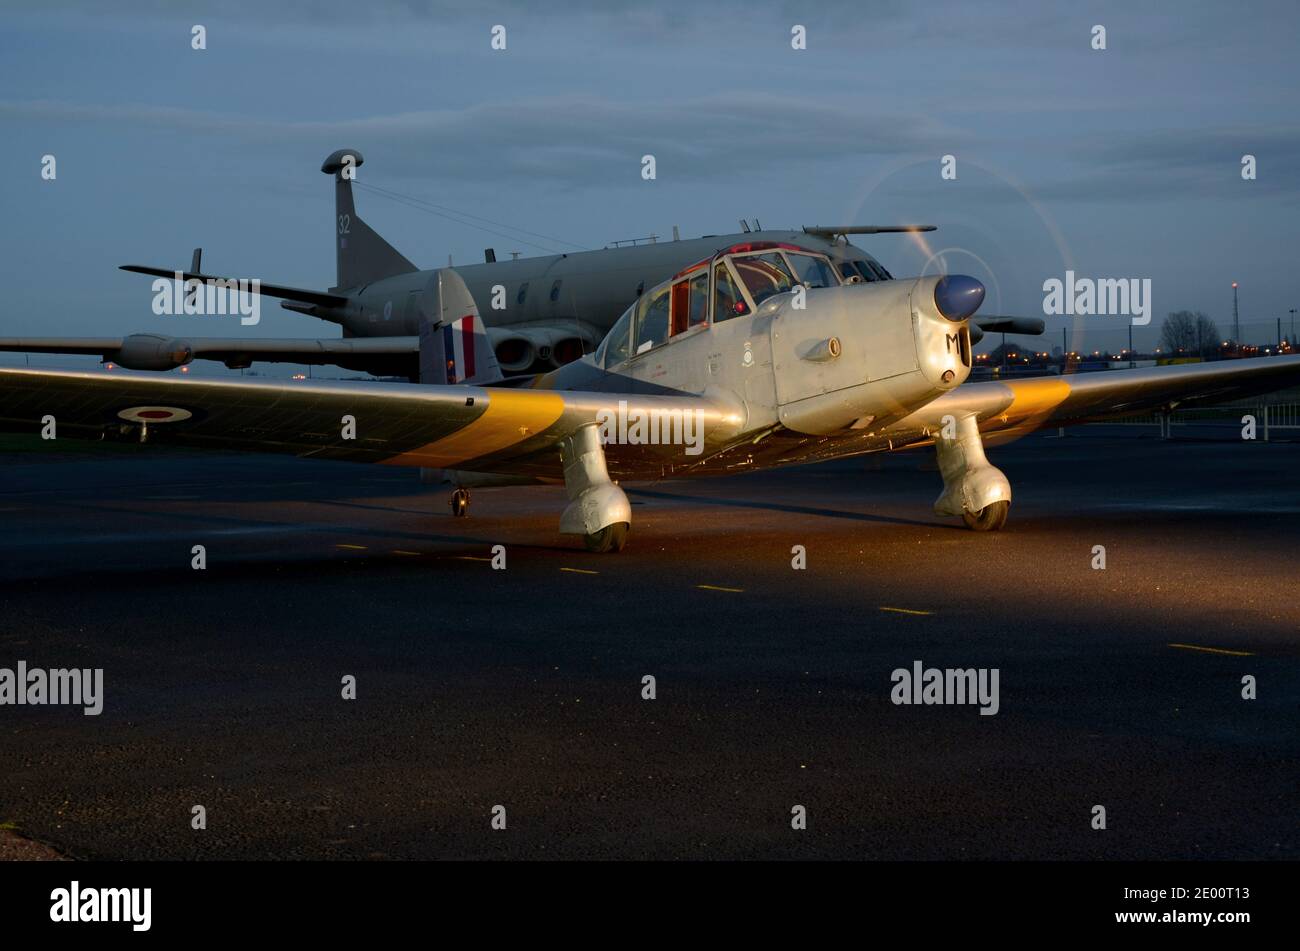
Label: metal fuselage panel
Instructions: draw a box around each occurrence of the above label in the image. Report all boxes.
[516,274,970,482]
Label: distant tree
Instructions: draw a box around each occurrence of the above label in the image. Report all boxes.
[1161,310,1221,357]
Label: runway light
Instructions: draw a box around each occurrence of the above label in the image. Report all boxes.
[104,363,115,370]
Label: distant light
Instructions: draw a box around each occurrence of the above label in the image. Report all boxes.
[1232,282,1238,288]
[104,363,115,370]
[180,366,190,373]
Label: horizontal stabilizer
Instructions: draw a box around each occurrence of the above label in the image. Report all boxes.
[119,266,347,309]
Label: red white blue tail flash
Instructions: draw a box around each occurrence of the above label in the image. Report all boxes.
[444,314,476,383]
[417,268,503,386]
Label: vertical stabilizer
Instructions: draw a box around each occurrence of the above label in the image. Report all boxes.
[418,268,503,386]
[320,149,418,291]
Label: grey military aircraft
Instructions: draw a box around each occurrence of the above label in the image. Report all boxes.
[0,149,1041,377]
[3,241,1296,550]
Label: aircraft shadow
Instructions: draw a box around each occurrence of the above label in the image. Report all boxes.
[626,487,942,528]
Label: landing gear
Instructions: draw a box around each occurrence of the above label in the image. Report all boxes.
[450,488,470,517]
[558,423,632,553]
[961,499,1009,532]
[583,521,629,553]
[933,413,1012,532]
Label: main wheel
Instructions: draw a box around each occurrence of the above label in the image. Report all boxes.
[450,489,470,518]
[962,500,1009,532]
[583,521,629,553]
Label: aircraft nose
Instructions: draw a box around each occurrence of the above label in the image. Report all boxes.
[933,275,985,322]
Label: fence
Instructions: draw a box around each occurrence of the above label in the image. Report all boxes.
[1100,401,1300,440]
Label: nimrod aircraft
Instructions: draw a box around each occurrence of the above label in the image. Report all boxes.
[0,149,1042,377]
[3,242,1296,551]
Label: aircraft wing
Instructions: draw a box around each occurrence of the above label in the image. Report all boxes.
[0,336,419,373]
[0,367,736,480]
[894,356,1300,444]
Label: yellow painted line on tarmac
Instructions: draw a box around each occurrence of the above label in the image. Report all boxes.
[879,606,933,616]
[560,567,599,575]
[698,584,744,593]
[451,555,493,562]
[335,543,368,550]
[392,550,421,556]
[1168,643,1254,657]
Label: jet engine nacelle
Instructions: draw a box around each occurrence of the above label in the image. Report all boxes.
[115,334,193,371]
[488,326,595,372]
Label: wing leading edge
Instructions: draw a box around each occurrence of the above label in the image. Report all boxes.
[0,368,738,480]
[891,355,1300,445]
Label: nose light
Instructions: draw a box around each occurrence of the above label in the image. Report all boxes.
[933,275,985,322]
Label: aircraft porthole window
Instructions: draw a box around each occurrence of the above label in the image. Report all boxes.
[516,282,529,306]
[550,280,562,303]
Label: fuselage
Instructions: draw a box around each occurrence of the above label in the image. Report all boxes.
[325,230,896,372]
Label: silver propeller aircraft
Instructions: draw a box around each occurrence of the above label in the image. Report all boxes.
[0,149,1041,378]
[3,241,1297,550]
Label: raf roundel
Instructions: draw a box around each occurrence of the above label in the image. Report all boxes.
[117,406,194,424]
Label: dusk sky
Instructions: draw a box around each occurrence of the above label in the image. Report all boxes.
[2,0,1298,370]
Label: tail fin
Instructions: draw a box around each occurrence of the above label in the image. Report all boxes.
[321,149,418,291]
[418,268,504,386]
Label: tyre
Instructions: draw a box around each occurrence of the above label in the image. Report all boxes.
[962,500,1009,532]
[583,522,629,553]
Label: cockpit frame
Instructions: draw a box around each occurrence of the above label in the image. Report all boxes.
[594,242,844,370]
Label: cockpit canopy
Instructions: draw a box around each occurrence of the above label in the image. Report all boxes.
[594,242,843,368]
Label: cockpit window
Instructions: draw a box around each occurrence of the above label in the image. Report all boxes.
[784,252,838,288]
[733,253,794,306]
[713,261,749,322]
[688,270,709,328]
[599,303,633,367]
[855,260,892,282]
[633,285,670,354]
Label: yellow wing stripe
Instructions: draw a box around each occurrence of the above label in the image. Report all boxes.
[998,377,1071,424]
[381,390,566,468]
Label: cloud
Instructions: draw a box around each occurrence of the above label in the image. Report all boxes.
[0,94,966,187]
